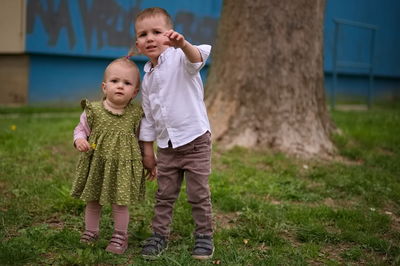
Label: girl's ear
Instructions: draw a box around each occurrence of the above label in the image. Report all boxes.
[135,41,141,54]
[101,82,107,94]
[133,86,140,98]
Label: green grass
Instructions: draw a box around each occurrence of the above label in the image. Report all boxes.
[0,105,399,265]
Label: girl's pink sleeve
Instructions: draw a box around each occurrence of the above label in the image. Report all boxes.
[73,111,91,144]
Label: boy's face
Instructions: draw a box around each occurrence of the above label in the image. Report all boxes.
[102,62,139,106]
[135,15,171,65]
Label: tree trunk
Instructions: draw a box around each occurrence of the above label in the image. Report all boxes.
[206,0,335,157]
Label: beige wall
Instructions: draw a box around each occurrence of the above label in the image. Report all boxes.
[0,55,29,105]
[0,0,26,53]
[0,0,27,105]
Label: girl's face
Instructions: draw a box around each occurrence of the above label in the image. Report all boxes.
[102,62,138,106]
[135,15,171,65]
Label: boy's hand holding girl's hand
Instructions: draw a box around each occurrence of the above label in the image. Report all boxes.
[143,154,157,181]
[145,167,157,181]
[75,138,90,152]
[141,141,157,181]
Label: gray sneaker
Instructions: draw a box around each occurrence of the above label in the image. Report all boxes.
[141,232,168,260]
[192,234,214,260]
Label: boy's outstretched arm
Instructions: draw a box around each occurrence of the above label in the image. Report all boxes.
[163,30,202,63]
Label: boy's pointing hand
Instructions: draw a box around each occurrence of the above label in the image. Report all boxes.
[163,30,186,49]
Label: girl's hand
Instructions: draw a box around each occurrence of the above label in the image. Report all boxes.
[163,30,186,49]
[75,138,90,152]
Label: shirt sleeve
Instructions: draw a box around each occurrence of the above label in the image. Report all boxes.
[139,84,157,142]
[184,45,211,75]
[73,111,91,144]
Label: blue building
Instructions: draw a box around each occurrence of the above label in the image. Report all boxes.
[324,0,400,105]
[0,0,399,105]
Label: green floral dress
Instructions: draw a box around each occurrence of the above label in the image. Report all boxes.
[71,99,145,205]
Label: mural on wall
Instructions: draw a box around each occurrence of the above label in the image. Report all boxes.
[26,0,220,58]
[27,0,77,49]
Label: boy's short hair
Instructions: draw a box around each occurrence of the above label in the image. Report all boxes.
[135,7,173,29]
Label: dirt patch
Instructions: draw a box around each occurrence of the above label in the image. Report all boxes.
[261,195,360,210]
[308,243,390,265]
[308,243,350,265]
[214,211,240,230]
[382,201,400,234]
[0,181,7,192]
[279,229,302,247]
[335,105,368,111]
[377,147,395,156]
[321,197,359,209]
[332,155,364,166]
[45,216,65,229]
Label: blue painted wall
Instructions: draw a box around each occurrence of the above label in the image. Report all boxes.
[26,0,221,104]
[26,0,400,104]
[26,0,221,57]
[324,0,400,101]
[324,0,400,77]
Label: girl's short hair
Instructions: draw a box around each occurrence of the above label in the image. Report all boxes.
[135,7,173,29]
[103,57,140,88]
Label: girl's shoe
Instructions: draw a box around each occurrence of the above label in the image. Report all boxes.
[80,230,99,244]
[105,231,128,254]
[192,234,214,260]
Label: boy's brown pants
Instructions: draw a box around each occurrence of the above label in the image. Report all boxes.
[152,131,213,236]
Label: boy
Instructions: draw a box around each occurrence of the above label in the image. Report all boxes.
[135,7,214,260]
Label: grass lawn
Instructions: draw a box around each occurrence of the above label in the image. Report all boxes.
[0,105,399,265]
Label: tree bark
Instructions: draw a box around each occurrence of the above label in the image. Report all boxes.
[206,0,335,157]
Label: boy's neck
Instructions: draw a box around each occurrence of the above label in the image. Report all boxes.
[103,99,126,114]
[151,58,159,67]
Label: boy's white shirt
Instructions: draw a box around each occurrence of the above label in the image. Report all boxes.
[139,45,211,148]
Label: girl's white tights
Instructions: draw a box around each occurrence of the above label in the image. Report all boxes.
[85,201,129,234]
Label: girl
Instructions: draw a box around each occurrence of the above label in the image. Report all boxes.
[71,57,147,254]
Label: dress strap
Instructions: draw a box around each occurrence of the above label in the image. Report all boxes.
[80,99,94,129]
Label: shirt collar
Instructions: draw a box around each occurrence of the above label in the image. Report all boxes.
[144,47,174,73]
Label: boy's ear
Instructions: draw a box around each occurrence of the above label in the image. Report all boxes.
[101,82,106,93]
